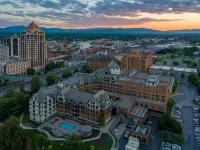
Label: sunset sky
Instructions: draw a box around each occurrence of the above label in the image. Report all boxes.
[1,0,200,30]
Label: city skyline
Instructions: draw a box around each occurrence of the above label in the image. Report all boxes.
[0,0,200,31]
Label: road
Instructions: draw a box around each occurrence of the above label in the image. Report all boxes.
[173,82,197,150]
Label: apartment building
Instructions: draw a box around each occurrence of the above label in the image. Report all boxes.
[121,50,153,72]
[29,87,57,123]
[57,89,112,124]
[1,34,19,56]
[29,60,173,123]
[4,61,31,75]
[87,55,112,71]
[0,45,9,61]
[29,84,112,124]
[19,21,48,68]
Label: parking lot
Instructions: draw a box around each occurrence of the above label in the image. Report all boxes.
[193,107,200,150]
[173,82,198,150]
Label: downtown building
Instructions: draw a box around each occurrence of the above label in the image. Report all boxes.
[29,85,112,124]
[121,50,153,72]
[0,34,19,56]
[19,21,48,68]
[87,55,113,71]
[29,60,173,124]
[0,45,9,61]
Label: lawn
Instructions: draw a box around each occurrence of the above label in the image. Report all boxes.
[22,112,30,123]
[89,133,113,150]
[25,130,48,150]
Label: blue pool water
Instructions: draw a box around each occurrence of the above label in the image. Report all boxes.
[59,123,75,131]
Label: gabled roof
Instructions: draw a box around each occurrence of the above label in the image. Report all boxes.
[107,60,120,69]
[26,21,41,31]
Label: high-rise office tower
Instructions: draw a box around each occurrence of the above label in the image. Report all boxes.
[0,45,9,61]
[19,21,47,68]
[0,34,19,56]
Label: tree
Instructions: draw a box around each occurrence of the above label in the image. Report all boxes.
[64,135,91,150]
[3,88,17,98]
[46,74,57,86]
[90,145,95,150]
[48,145,53,150]
[0,98,19,120]
[97,116,105,126]
[82,65,92,73]
[26,68,35,75]
[56,61,65,68]
[0,116,25,150]
[197,84,200,95]
[62,70,72,78]
[45,62,56,71]
[31,75,42,93]
[173,61,179,66]
[181,73,185,79]
[188,73,199,85]
[163,60,167,65]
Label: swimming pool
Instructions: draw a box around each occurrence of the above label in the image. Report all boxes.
[59,123,75,131]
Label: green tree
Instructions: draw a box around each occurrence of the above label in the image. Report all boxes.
[64,135,91,150]
[197,84,200,95]
[26,68,35,75]
[56,61,65,68]
[163,60,167,65]
[97,116,105,126]
[48,145,53,150]
[181,73,185,79]
[188,73,199,85]
[31,75,42,93]
[0,98,19,120]
[46,74,57,86]
[90,145,95,150]
[0,116,25,150]
[82,65,92,73]
[3,88,17,98]
[45,62,56,71]
[62,70,72,78]
[173,61,179,66]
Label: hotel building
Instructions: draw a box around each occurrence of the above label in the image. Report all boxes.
[121,50,153,72]
[29,60,173,124]
[19,21,48,68]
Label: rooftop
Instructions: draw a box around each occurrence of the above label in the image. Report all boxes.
[26,21,41,31]
[150,65,197,73]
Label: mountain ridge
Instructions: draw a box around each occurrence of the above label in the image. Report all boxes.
[0,26,200,34]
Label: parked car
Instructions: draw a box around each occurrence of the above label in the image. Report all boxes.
[124,131,130,139]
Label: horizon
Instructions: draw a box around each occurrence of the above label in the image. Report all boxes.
[1,0,200,31]
[2,24,200,32]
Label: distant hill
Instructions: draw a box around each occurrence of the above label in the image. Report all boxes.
[0,26,200,34]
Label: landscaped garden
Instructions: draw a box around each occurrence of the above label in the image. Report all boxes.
[89,133,113,150]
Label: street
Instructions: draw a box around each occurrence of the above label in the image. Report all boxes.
[173,82,198,150]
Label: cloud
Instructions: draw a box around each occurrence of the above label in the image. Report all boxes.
[0,0,200,29]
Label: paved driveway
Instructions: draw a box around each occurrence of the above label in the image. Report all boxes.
[173,83,196,107]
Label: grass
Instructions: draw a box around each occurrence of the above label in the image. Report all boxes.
[22,112,30,123]
[172,81,179,94]
[25,129,48,150]
[89,133,113,150]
